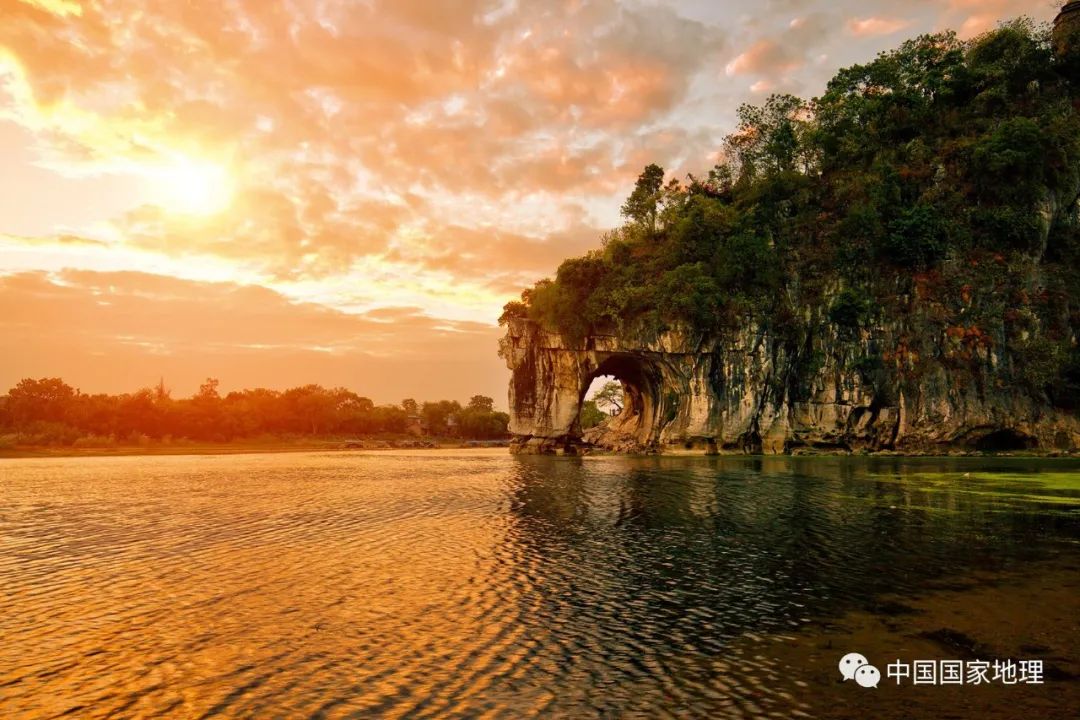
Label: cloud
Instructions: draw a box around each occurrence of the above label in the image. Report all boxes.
[941,0,1059,38]
[0,0,729,293]
[847,17,913,37]
[0,231,107,248]
[0,0,1064,396]
[722,13,833,90]
[15,0,81,17]
[726,40,800,77]
[0,270,509,402]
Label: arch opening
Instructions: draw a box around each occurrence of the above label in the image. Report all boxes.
[574,354,662,451]
[581,374,621,430]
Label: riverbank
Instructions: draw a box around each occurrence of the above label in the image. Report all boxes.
[0,438,510,459]
[3,441,1076,460]
[512,433,1079,458]
[570,443,1079,459]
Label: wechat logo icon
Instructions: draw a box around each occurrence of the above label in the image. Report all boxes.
[840,652,881,688]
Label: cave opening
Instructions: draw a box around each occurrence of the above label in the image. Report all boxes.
[975,429,1036,452]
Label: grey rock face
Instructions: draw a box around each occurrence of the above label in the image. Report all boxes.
[499,316,1080,455]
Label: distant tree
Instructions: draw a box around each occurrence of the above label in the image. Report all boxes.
[6,378,76,425]
[528,256,609,341]
[457,407,510,439]
[726,94,811,178]
[188,378,227,440]
[467,395,494,412]
[296,385,342,434]
[0,377,509,445]
[657,177,688,232]
[333,388,374,413]
[116,388,161,439]
[368,405,409,434]
[197,378,220,401]
[421,400,462,436]
[222,388,283,437]
[579,400,606,430]
[593,381,624,415]
[498,300,528,325]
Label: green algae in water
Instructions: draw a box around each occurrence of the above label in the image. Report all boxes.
[869,466,1080,507]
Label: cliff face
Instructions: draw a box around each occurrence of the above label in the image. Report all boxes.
[498,20,1080,456]
[500,305,1080,455]
[501,162,1080,456]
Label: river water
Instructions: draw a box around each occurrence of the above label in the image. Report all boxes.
[1,451,1078,718]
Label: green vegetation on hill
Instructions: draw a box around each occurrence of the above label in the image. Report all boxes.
[501,20,1080,410]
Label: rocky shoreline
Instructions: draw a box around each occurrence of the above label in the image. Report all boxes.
[509,437,1080,458]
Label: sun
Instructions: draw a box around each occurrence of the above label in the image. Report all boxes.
[149,157,234,216]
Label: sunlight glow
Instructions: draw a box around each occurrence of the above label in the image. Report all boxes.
[18,0,83,18]
[148,158,234,217]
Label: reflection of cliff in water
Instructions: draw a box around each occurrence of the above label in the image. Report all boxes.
[498,456,1080,657]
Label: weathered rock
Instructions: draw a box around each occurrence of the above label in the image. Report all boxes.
[499,315,1080,456]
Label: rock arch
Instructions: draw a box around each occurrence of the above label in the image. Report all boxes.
[498,319,718,454]
[498,317,1080,455]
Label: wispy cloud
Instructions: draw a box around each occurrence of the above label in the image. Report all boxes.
[847,17,913,37]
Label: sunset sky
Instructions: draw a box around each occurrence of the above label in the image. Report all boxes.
[0,0,1060,405]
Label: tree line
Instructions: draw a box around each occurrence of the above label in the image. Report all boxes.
[0,377,510,446]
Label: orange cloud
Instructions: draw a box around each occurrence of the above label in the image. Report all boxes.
[0,0,728,299]
[847,17,913,37]
[722,12,833,91]
[941,0,1056,39]
[726,40,802,77]
[0,270,507,402]
[0,0,1061,397]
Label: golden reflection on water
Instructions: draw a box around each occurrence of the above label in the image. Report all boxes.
[2,452,528,718]
[1,451,1078,718]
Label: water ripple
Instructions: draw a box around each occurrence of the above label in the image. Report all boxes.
[1,451,1077,717]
